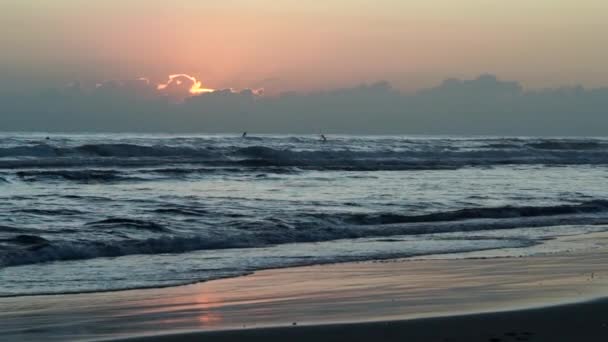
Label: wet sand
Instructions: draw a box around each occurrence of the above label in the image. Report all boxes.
[2,233,608,341]
[118,299,608,342]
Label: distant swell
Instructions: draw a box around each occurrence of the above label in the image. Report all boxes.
[2,138,608,172]
[3,200,608,268]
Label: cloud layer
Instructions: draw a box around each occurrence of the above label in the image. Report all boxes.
[1,74,607,136]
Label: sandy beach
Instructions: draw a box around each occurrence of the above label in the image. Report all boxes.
[1,232,608,341]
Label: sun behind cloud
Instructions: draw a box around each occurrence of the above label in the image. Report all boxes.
[157,74,215,96]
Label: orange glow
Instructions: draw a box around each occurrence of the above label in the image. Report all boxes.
[157,74,215,95]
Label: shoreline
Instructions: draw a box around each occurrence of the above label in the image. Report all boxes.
[3,228,605,299]
[2,232,608,341]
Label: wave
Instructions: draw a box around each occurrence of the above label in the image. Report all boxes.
[86,218,170,232]
[0,225,25,233]
[333,200,608,225]
[232,145,608,170]
[0,144,59,158]
[527,140,605,150]
[474,138,607,151]
[3,200,608,268]
[16,170,139,183]
[76,143,213,158]
[153,207,211,217]
[13,208,84,216]
[0,234,242,267]
[3,138,608,172]
[0,143,212,159]
[148,166,299,176]
[6,235,50,250]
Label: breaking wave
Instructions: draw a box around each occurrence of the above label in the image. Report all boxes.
[333,200,608,225]
[3,200,608,268]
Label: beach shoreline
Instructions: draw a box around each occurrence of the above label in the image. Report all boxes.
[2,232,608,341]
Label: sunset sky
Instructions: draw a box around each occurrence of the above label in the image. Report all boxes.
[2,0,607,94]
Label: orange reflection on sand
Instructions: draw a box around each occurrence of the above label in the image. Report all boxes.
[132,290,225,329]
[193,293,224,326]
[197,311,223,325]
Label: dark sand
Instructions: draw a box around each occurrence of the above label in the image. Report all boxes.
[118,299,608,342]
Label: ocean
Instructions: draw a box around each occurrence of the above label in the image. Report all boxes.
[1,133,608,296]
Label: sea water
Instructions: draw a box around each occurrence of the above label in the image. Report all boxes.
[1,133,608,296]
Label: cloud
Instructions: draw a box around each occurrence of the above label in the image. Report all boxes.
[1,74,607,135]
[93,78,158,99]
[156,74,215,100]
[421,74,523,97]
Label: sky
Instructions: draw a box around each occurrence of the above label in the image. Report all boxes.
[2,0,608,92]
[1,1,607,134]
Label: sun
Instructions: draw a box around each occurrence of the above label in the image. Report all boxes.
[157,74,215,95]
